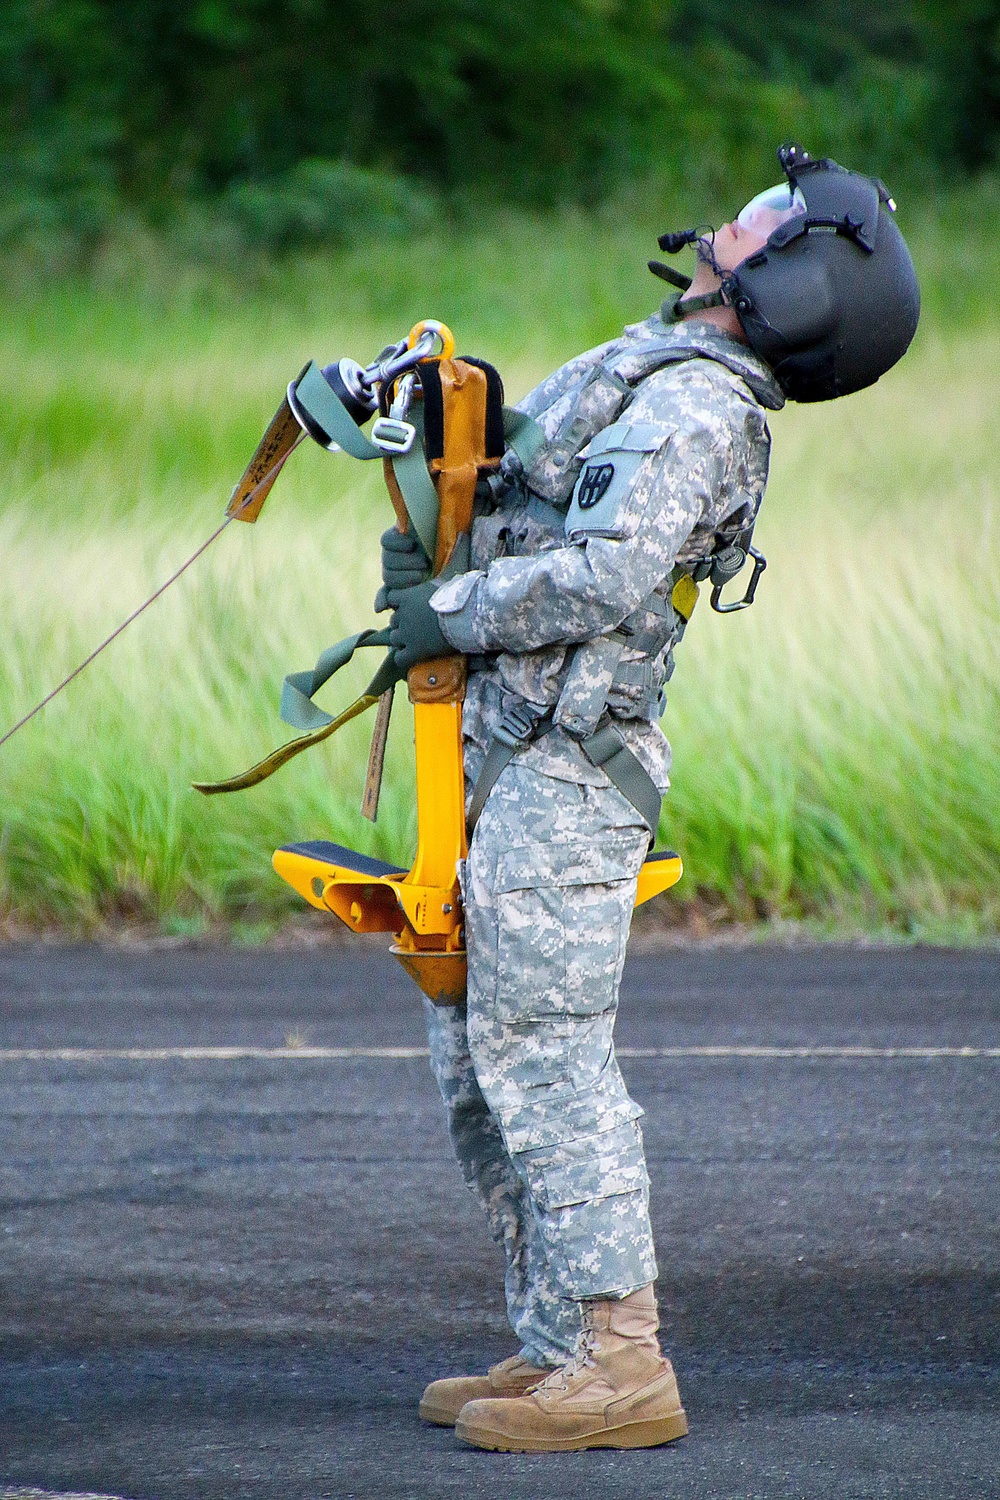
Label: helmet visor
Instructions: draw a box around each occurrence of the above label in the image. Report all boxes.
[737,183,807,239]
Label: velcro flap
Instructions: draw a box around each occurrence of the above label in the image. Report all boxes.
[583,420,667,460]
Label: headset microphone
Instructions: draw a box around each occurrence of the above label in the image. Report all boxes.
[656,228,701,254]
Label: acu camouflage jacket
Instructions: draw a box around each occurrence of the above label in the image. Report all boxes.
[430,310,785,792]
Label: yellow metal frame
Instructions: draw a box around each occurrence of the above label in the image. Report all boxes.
[273,700,464,934]
[272,698,471,1002]
[636,852,683,904]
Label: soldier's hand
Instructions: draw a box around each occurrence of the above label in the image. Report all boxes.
[374,525,431,613]
[387,580,451,671]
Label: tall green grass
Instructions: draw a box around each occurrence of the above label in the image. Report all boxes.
[1,208,998,939]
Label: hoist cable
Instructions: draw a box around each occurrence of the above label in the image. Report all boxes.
[0,433,305,752]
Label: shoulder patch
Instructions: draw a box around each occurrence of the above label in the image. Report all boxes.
[566,420,668,541]
[576,462,616,510]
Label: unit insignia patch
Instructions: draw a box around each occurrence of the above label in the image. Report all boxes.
[576,462,616,510]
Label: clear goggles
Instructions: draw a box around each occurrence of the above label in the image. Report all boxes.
[736,182,807,239]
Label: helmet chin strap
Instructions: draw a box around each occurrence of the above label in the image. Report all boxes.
[666,289,728,322]
[658,229,730,322]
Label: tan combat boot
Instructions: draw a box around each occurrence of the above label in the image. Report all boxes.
[419,1354,547,1426]
[454,1286,687,1451]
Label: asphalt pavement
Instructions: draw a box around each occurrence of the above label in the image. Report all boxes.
[0,941,997,1499]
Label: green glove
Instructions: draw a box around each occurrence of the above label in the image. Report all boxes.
[387,581,451,672]
[374,525,431,613]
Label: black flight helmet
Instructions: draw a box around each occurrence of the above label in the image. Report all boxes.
[655,144,921,402]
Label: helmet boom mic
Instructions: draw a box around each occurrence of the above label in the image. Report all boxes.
[657,228,700,254]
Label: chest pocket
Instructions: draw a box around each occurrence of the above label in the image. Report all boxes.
[565,421,667,541]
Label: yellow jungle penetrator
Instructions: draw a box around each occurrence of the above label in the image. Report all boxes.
[274,655,471,1004]
[275,328,489,1004]
[214,320,682,1004]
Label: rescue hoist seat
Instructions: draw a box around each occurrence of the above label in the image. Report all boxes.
[274,840,682,911]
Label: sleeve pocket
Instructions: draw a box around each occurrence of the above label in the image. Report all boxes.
[565,420,670,542]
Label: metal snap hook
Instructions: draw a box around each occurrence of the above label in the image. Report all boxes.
[709,546,768,613]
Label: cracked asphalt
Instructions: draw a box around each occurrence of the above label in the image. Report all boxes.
[0,941,997,1499]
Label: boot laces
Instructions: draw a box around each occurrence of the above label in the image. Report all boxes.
[537,1323,599,1393]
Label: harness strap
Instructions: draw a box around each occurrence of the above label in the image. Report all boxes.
[502,407,547,467]
[280,628,396,732]
[194,631,401,796]
[292,362,384,460]
[466,703,661,839]
[199,351,500,800]
[607,590,678,670]
[661,289,727,323]
[465,737,518,835]
[388,403,440,563]
[582,719,661,836]
[193,690,381,796]
[295,361,444,564]
[465,701,554,834]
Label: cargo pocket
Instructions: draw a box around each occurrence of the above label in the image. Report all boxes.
[522,1122,650,1209]
[520,1122,655,1296]
[493,836,643,1022]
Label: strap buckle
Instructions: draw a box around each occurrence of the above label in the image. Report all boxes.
[494,699,544,748]
[371,416,416,454]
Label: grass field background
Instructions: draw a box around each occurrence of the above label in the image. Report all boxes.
[1,202,998,940]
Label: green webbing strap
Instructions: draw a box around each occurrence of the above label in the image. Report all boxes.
[192,692,380,795]
[294,362,383,460]
[195,364,447,797]
[389,403,439,563]
[281,628,393,731]
[465,736,518,835]
[466,713,661,840]
[502,407,547,467]
[300,366,441,559]
[193,630,401,795]
[661,289,727,324]
[580,720,661,837]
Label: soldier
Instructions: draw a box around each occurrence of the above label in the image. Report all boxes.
[379,144,919,1452]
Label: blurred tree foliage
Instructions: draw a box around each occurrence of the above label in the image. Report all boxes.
[2,0,998,253]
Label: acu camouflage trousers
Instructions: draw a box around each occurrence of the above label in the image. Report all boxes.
[422,759,658,1368]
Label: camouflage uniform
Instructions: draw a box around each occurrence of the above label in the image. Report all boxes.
[422,309,784,1368]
